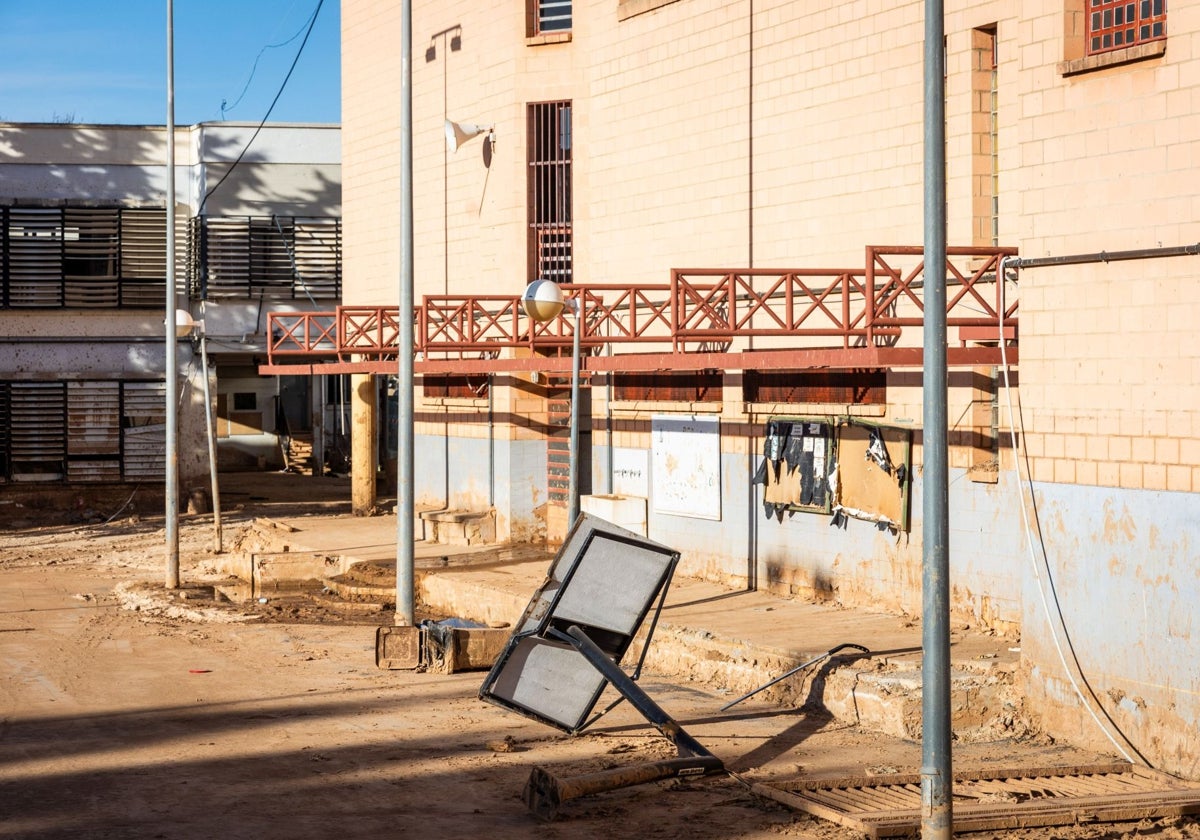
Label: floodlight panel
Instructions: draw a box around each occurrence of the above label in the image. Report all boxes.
[485,636,608,730]
[552,533,675,636]
[480,513,681,733]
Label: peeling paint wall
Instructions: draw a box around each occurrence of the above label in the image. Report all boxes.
[1020,483,1200,778]
[414,431,546,544]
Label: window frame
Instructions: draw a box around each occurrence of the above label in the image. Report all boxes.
[527,0,572,43]
[1060,0,1167,76]
[1086,0,1165,56]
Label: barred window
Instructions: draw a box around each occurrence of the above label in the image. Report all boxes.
[527,101,573,284]
[529,0,571,36]
[1087,0,1165,55]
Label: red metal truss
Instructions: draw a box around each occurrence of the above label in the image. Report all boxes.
[261,246,1018,376]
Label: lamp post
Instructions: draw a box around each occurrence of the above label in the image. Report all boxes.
[522,279,582,528]
[164,0,179,589]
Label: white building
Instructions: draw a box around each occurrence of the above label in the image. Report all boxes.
[0,122,341,505]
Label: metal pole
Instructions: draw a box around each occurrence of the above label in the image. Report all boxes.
[396,0,416,626]
[921,0,951,836]
[567,300,581,528]
[198,332,222,553]
[164,0,180,589]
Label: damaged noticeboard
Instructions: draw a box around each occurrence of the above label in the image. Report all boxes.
[834,423,911,531]
[754,418,912,531]
[755,418,835,518]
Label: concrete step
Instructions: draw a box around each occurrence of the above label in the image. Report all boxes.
[419,508,496,546]
[415,562,1025,744]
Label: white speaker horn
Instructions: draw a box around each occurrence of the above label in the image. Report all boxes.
[445,119,493,153]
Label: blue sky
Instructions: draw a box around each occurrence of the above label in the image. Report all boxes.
[0,0,340,125]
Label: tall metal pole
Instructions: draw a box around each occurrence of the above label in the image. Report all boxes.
[164,0,180,589]
[920,0,952,836]
[396,0,416,626]
[567,300,581,528]
[198,332,223,553]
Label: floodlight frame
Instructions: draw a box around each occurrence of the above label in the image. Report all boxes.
[479,514,681,733]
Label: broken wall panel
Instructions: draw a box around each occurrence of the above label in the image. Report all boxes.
[835,423,912,529]
[761,418,835,515]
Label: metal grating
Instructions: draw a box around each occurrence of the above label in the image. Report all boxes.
[751,763,1200,838]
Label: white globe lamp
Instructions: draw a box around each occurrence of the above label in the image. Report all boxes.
[522,278,566,322]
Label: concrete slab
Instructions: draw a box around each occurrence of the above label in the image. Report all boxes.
[249,512,1025,742]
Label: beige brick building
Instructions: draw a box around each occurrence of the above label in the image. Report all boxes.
[333,0,1198,775]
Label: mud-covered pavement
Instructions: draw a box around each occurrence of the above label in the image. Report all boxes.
[2,477,1199,839]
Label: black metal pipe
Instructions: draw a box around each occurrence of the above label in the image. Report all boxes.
[1010,243,1200,270]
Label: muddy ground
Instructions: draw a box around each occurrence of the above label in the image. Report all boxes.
[2,473,1199,839]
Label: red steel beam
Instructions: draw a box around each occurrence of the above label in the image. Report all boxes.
[263,247,1019,374]
[262,345,1018,377]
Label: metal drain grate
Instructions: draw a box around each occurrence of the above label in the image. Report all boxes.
[751,763,1200,837]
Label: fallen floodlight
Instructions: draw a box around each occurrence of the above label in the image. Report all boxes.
[479,514,724,819]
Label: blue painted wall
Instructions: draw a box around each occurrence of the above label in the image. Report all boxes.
[1020,483,1200,774]
[591,445,1026,628]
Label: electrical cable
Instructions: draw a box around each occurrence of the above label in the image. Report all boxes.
[221,0,313,118]
[996,256,1148,766]
[198,0,326,216]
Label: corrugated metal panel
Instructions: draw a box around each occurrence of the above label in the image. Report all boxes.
[67,381,121,482]
[122,381,166,480]
[10,382,66,481]
[7,208,63,307]
[63,209,119,307]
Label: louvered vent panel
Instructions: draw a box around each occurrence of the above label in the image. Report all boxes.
[64,209,120,307]
[292,218,341,299]
[200,217,252,298]
[7,209,63,307]
[120,208,167,306]
[249,218,297,296]
[122,381,166,480]
[10,382,66,480]
[67,381,121,482]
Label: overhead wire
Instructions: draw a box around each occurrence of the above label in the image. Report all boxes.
[199,0,326,216]
[220,0,312,119]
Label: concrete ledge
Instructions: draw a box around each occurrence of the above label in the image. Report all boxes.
[415,565,1025,742]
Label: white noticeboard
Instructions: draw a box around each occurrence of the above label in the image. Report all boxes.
[611,447,650,498]
[651,414,721,520]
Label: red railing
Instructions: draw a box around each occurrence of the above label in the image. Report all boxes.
[265,245,1018,370]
